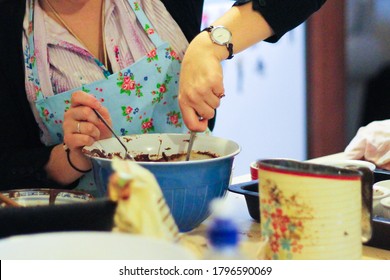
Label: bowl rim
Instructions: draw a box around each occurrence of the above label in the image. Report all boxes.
[83,133,241,165]
[0,188,95,204]
[1,188,93,195]
[373,179,390,187]
[373,185,390,200]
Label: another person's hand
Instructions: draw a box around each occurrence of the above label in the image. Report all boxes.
[63,90,112,154]
[178,32,225,132]
[178,3,273,132]
[344,120,390,170]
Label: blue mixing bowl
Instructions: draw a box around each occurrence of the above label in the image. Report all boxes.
[83,133,240,232]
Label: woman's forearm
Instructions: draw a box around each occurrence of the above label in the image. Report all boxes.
[211,2,273,56]
[196,3,273,61]
[44,144,91,185]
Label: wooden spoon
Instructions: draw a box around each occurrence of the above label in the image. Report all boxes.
[0,193,22,207]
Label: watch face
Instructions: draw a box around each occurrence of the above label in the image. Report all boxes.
[211,26,231,45]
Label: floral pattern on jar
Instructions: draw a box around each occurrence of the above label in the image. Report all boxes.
[260,179,312,260]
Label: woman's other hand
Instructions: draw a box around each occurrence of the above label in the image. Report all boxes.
[178,31,225,132]
[344,120,390,170]
[178,3,273,132]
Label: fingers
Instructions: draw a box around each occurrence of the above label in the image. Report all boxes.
[344,120,390,168]
[179,93,224,132]
[197,94,220,119]
[70,90,102,109]
[71,90,112,131]
[75,121,100,139]
[179,77,225,132]
[180,106,209,132]
[211,78,225,99]
[365,141,390,166]
[63,113,101,150]
[179,91,219,132]
[63,91,112,150]
[178,44,226,131]
[63,128,97,150]
[344,138,366,160]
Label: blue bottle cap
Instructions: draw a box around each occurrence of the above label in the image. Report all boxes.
[207,217,239,247]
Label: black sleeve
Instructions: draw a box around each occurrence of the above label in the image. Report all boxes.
[0,0,78,191]
[0,71,77,191]
[160,0,205,42]
[233,0,327,42]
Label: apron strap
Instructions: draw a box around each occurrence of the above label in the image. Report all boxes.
[126,0,165,47]
[27,0,44,100]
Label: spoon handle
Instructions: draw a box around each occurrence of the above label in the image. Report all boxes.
[185,131,196,161]
[93,109,115,135]
[93,109,135,161]
[0,193,22,207]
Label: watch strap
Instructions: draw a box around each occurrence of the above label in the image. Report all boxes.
[203,26,213,33]
[226,43,234,59]
[202,26,234,60]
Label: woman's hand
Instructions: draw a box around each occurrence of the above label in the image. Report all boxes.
[344,120,390,170]
[178,3,273,132]
[178,32,226,132]
[45,91,113,184]
[63,90,112,153]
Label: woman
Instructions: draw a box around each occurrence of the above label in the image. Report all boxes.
[0,0,326,194]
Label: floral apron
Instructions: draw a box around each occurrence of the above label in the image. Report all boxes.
[27,0,188,196]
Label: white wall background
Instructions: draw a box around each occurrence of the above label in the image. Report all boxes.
[203,1,307,176]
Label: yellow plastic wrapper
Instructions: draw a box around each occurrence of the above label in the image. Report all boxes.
[108,159,206,258]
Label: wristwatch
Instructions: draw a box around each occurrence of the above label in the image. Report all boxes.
[203,25,234,60]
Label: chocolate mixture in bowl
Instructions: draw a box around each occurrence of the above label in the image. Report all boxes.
[83,148,218,162]
[82,135,221,162]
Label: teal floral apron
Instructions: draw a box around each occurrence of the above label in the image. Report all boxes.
[27,0,188,196]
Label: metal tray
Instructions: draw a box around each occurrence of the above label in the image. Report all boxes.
[228,169,390,250]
